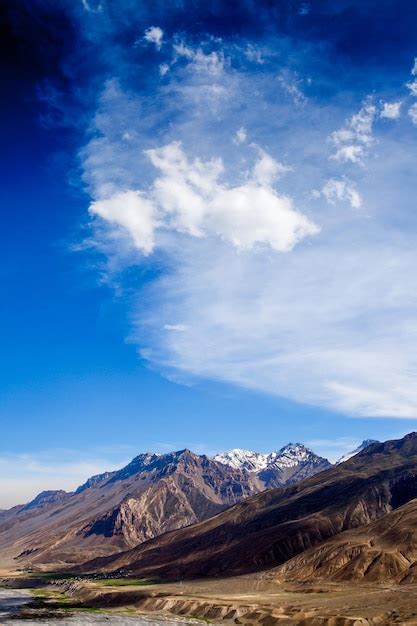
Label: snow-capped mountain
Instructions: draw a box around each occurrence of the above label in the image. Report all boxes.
[214,443,324,471]
[266,443,322,469]
[213,449,268,472]
[213,443,331,487]
[336,439,379,465]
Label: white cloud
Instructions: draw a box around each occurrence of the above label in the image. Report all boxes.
[164,324,187,331]
[331,144,365,164]
[406,80,417,96]
[89,142,318,254]
[277,72,306,104]
[252,149,290,185]
[173,43,225,76]
[233,126,247,144]
[330,102,376,165]
[245,45,264,64]
[406,59,417,95]
[89,190,156,255]
[380,101,402,120]
[409,103,417,125]
[135,235,417,419]
[322,178,362,209]
[80,50,417,422]
[159,63,170,76]
[144,26,164,50]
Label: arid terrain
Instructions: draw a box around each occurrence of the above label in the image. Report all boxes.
[77,434,417,581]
[0,445,330,570]
[4,434,417,623]
[3,571,417,624]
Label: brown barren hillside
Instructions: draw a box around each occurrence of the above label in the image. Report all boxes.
[0,450,261,569]
[0,443,331,570]
[276,496,417,584]
[79,433,417,579]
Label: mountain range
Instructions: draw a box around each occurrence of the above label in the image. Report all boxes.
[0,438,377,573]
[0,442,330,569]
[77,433,417,583]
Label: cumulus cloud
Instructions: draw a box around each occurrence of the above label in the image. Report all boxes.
[380,101,402,119]
[322,178,362,208]
[79,39,417,421]
[330,102,376,165]
[89,142,318,254]
[89,190,156,255]
[144,26,164,50]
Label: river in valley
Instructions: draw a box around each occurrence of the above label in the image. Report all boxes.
[0,588,192,625]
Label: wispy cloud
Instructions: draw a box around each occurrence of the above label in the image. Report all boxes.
[330,101,376,165]
[409,103,417,125]
[277,71,307,105]
[72,11,417,420]
[322,178,362,209]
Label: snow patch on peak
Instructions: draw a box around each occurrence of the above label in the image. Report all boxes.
[336,439,379,465]
[213,449,268,472]
[267,443,316,469]
[214,443,324,473]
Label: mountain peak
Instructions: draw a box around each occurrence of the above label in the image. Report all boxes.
[75,471,115,494]
[21,490,69,512]
[335,439,379,465]
[213,443,328,475]
[266,442,325,470]
[213,449,268,472]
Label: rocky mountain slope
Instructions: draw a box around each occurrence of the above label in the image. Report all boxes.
[0,441,333,569]
[214,443,331,487]
[78,433,417,580]
[0,449,261,568]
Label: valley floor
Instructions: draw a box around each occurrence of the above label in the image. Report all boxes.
[3,571,417,625]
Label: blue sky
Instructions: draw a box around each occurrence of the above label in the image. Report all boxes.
[2,0,417,506]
